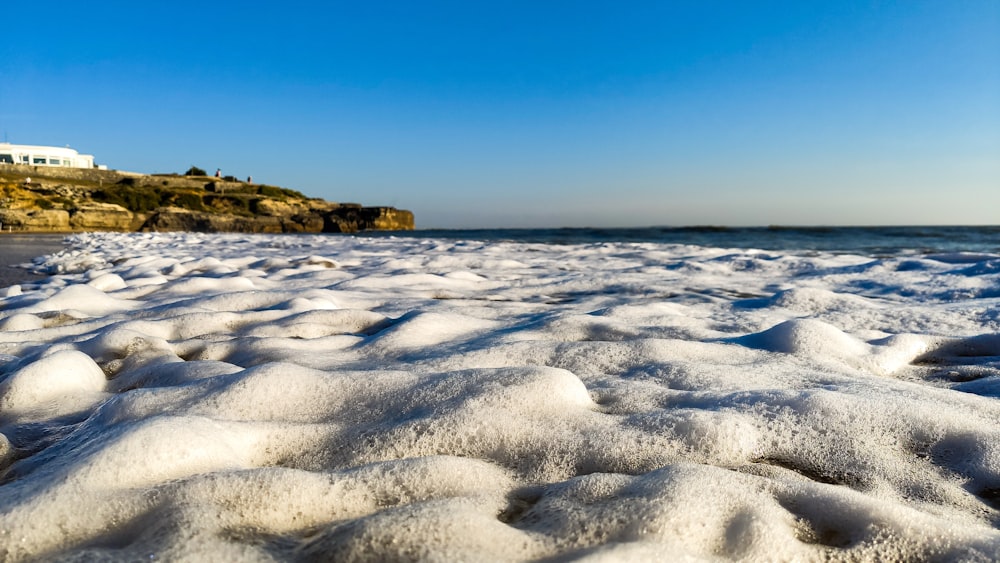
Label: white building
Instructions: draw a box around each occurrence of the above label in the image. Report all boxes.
[0,143,99,169]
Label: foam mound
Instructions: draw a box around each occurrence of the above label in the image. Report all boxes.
[0,232,998,561]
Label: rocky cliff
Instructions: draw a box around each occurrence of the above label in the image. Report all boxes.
[0,165,414,234]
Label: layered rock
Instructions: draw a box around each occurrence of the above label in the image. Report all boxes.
[325,206,416,233]
[0,209,70,231]
[70,203,135,230]
[139,206,412,234]
[142,208,285,233]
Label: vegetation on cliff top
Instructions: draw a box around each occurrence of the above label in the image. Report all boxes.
[1,167,310,215]
[0,165,414,233]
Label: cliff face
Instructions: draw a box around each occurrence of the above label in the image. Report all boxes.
[72,203,136,230]
[0,164,414,233]
[324,206,416,233]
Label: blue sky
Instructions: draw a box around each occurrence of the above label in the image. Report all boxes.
[2,1,998,228]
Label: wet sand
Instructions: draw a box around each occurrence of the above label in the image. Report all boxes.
[0,234,68,288]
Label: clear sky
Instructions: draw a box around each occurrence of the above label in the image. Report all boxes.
[2,1,998,228]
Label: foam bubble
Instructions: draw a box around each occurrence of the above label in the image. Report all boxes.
[0,349,106,418]
[22,283,137,316]
[1,232,998,560]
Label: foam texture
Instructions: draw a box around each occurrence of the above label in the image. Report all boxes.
[0,232,998,561]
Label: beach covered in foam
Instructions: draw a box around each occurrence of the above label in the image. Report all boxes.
[1,231,999,561]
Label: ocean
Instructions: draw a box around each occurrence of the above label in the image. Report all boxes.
[0,234,67,287]
[372,225,1000,255]
[1,227,999,560]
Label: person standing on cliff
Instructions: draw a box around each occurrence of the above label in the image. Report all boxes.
[215,168,222,178]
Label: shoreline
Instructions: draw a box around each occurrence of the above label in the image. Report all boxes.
[0,233,69,287]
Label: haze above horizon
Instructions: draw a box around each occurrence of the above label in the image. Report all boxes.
[2,1,997,228]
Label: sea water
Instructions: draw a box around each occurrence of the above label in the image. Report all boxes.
[0,227,998,561]
[0,235,67,288]
[370,225,1000,255]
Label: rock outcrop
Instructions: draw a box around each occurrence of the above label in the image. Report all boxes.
[142,208,286,233]
[0,164,414,233]
[325,206,416,233]
[0,209,70,231]
[70,203,135,230]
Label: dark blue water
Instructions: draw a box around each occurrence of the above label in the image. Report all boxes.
[365,226,1000,256]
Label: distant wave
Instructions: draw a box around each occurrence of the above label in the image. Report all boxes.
[362,225,1000,255]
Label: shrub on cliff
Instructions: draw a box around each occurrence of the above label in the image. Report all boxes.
[94,185,209,213]
[92,185,165,213]
[258,185,306,200]
[170,191,206,211]
[185,166,207,177]
[205,194,253,216]
[53,196,77,210]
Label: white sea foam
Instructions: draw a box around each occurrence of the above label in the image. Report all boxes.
[1,232,999,561]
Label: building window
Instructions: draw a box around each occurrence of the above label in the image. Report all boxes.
[19,155,29,163]
[49,158,62,165]
[0,154,12,164]
[33,156,46,164]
